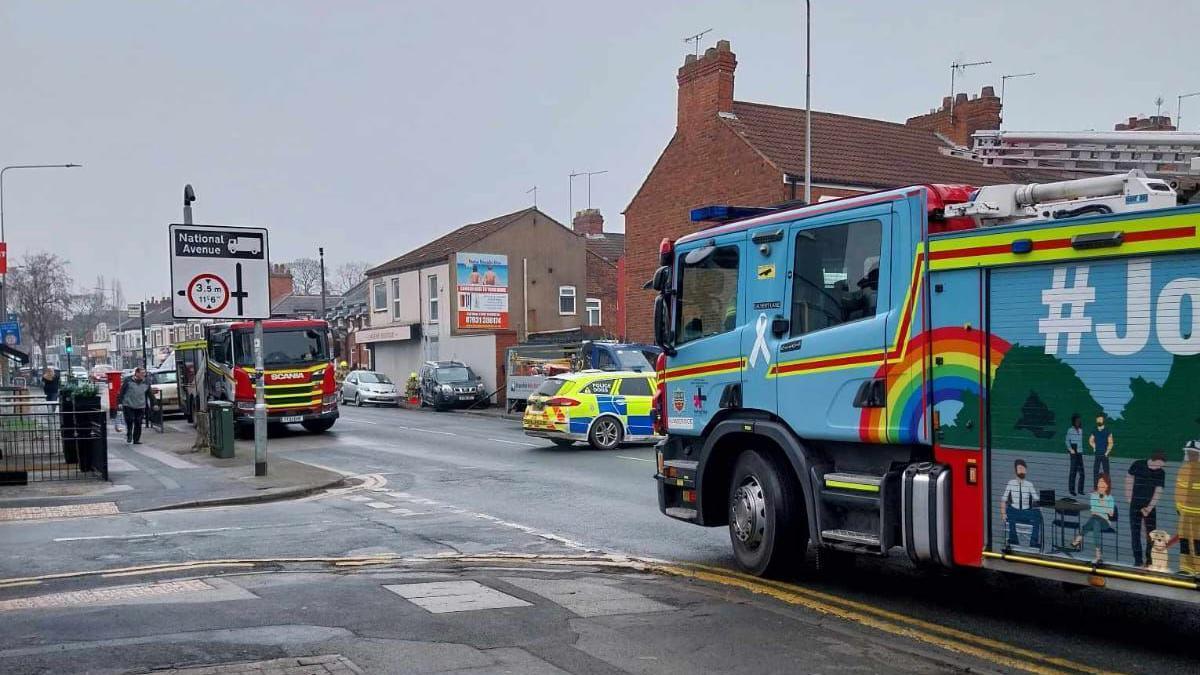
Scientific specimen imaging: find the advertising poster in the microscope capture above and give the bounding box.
[455,252,509,329]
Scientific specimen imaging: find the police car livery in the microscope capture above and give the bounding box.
[522,370,660,450]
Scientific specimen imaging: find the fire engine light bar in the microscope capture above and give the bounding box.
[690,205,776,223]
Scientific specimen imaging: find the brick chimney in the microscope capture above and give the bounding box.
[269,263,294,306]
[905,86,1002,147]
[677,39,736,129]
[1115,115,1177,131]
[572,208,604,236]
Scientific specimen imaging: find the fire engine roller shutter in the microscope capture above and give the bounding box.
[986,253,1194,569]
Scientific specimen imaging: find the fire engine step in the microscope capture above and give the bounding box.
[822,473,882,492]
[820,529,881,547]
[664,507,698,521]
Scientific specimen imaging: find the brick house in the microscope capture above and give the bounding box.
[572,208,625,339]
[622,39,1041,342]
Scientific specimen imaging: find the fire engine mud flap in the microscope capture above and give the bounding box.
[692,418,820,544]
[902,462,953,567]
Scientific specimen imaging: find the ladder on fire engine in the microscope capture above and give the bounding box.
[942,170,1177,227]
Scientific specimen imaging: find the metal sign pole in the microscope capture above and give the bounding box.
[253,318,267,476]
[140,302,147,368]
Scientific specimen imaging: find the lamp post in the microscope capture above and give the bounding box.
[804,0,812,204]
[0,163,82,380]
[1178,91,1200,131]
[319,247,327,318]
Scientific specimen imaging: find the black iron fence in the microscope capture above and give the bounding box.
[0,395,108,484]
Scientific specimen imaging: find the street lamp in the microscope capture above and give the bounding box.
[804,0,811,204]
[1177,91,1200,131]
[0,163,82,374]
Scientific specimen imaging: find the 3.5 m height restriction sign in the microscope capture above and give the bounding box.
[169,224,271,320]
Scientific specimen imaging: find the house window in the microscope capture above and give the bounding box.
[428,275,439,322]
[391,278,401,319]
[586,298,602,326]
[559,286,577,315]
[372,282,387,312]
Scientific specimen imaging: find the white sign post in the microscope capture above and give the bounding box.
[169,224,272,475]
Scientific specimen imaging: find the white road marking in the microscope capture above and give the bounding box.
[405,427,456,436]
[388,507,429,517]
[54,527,243,542]
[343,496,372,502]
[488,438,540,447]
[338,417,379,425]
[365,501,394,509]
[616,455,654,463]
[131,446,199,469]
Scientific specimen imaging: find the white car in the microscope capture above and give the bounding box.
[341,370,400,407]
[149,369,181,414]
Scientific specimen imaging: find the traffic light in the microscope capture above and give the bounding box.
[64,335,73,354]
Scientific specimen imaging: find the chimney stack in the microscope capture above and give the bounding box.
[572,208,605,236]
[905,86,1002,147]
[676,39,736,130]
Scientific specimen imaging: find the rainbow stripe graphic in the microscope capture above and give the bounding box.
[859,327,1011,444]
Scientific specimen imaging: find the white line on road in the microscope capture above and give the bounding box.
[54,527,243,542]
[616,455,654,463]
[338,417,379,425]
[487,438,540,447]
[404,427,456,436]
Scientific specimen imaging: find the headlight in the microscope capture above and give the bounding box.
[441,384,453,394]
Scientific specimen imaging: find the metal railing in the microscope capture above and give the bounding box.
[0,395,108,484]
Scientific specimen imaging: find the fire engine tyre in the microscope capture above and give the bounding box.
[728,449,806,577]
[588,416,624,450]
[302,419,335,433]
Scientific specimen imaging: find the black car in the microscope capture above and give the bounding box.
[419,361,488,411]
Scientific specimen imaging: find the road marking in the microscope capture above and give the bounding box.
[388,507,430,517]
[0,579,213,611]
[385,580,531,613]
[616,455,654,463]
[0,502,120,522]
[488,438,540,447]
[53,527,244,543]
[131,445,199,469]
[405,427,456,436]
[338,417,379,425]
[365,501,393,509]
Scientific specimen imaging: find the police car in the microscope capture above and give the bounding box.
[522,370,659,450]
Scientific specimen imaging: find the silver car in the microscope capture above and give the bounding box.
[340,370,400,407]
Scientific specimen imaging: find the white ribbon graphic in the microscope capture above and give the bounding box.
[749,312,772,368]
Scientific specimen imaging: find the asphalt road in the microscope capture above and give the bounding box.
[2,405,1198,673]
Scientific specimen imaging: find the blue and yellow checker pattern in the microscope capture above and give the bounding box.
[522,370,660,446]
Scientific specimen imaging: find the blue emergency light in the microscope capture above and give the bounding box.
[690,205,777,223]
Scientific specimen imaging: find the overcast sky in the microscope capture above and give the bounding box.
[2,0,1196,301]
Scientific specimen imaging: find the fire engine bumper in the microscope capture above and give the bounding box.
[655,438,699,522]
[234,408,339,425]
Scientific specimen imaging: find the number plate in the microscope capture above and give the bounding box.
[458,395,474,401]
[280,415,304,423]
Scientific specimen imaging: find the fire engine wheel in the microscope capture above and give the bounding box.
[588,416,623,450]
[728,449,805,577]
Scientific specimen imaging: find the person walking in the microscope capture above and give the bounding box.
[41,367,61,402]
[119,367,152,444]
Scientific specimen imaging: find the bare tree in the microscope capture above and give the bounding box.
[330,261,370,294]
[8,252,74,368]
[285,258,322,295]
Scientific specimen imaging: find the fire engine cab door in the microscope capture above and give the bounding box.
[776,206,892,442]
[739,223,791,414]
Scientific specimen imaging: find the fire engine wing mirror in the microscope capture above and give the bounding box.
[650,265,671,292]
[683,245,716,265]
[653,295,675,354]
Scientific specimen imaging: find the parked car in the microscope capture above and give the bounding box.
[69,366,88,383]
[522,370,660,450]
[340,370,399,407]
[148,368,181,415]
[418,361,488,411]
[90,364,115,382]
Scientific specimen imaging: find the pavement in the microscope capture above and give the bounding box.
[0,403,1197,673]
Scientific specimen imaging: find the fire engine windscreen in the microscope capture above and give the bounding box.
[234,329,329,367]
[676,245,740,344]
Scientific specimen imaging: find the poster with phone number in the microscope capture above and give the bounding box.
[455,252,509,329]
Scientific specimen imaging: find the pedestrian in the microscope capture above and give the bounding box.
[41,366,61,402]
[1125,451,1166,567]
[1065,413,1084,496]
[119,367,152,445]
[1088,413,1114,487]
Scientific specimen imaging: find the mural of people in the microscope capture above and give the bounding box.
[1125,451,1167,568]
[1074,473,1116,564]
[1088,414,1114,487]
[1065,413,1084,496]
[1179,441,1200,575]
[1001,459,1042,549]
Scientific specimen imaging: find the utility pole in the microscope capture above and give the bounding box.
[319,247,327,318]
[999,72,1036,130]
[568,170,580,222]
[139,301,147,368]
[949,59,991,122]
[804,0,812,204]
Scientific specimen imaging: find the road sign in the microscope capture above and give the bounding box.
[127,303,141,319]
[169,224,270,319]
[0,321,19,346]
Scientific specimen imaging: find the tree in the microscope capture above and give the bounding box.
[989,344,1103,454]
[1014,391,1056,439]
[330,261,370,294]
[285,258,322,295]
[8,252,74,368]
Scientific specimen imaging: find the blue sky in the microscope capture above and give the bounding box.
[2,1,1196,299]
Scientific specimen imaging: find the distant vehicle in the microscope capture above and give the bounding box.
[340,370,399,407]
[227,236,261,255]
[418,361,488,411]
[148,368,181,415]
[522,370,660,450]
[505,340,660,411]
[69,366,88,382]
[90,364,115,381]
